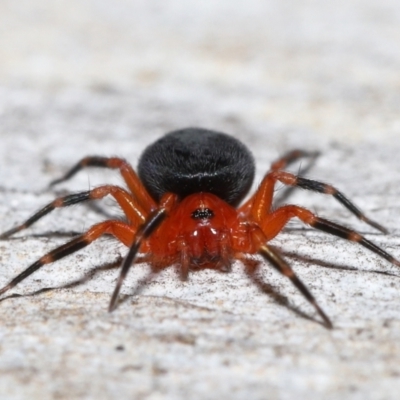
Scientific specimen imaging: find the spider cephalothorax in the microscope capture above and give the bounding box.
[1,127,399,328]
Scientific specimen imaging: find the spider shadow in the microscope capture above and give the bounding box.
[0,257,121,304]
[241,256,328,328]
[242,245,400,329]
[0,255,325,328]
[2,242,396,328]
[0,256,157,308]
[281,248,400,278]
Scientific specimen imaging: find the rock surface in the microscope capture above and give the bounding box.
[1,1,400,399]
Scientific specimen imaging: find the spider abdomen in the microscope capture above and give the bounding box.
[138,128,255,206]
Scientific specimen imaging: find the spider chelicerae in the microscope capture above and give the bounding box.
[1,128,398,328]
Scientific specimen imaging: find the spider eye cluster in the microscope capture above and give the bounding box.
[138,128,255,206]
[191,208,214,220]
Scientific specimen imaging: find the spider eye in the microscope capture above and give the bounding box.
[191,208,214,220]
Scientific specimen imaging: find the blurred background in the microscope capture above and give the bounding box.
[1,0,400,142]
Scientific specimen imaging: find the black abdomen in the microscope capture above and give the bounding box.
[138,128,255,206]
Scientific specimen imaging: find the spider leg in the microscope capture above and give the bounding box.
[270,149,319,171]
[49,156,156,213]
[0,220,135,297]
[178,240,190,281]
[259,243,332,328]
[248,170,388,234]
[239,149,319,215]
[261,205,400,267]
[108,193,177,311]
[0,185,146,239]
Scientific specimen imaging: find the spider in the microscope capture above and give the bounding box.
[0,127,399,328]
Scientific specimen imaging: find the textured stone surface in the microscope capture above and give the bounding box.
[1,1,400,400]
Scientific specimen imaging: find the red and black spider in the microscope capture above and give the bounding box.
[1,128,399,328]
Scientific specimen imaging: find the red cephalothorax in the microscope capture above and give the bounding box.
[1,127,399,329]
[145,192,251,274]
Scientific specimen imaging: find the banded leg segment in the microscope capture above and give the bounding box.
[0,220,136,296]
[239,149,319,215]
[261,205,400,267]
[250,170,388,233]
[270,149,319,171]
[50,156,157,213]
[108,192,178,311]
[259,244,332,328]
[0,185,147,239]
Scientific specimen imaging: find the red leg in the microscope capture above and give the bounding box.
[243,170,387,233]
[109,192,178,311]
[260,205,400,267]
[0,220,136,296]
[1,185,147,239]
[241,173,276,222]
[251,203,400,328]
[259,243,332,328]
[238,149,318,214]
[270,149,319,171]
[247,225,332,327]
[50,156,157,213]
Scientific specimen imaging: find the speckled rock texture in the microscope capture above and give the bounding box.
[0,1,400,399]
